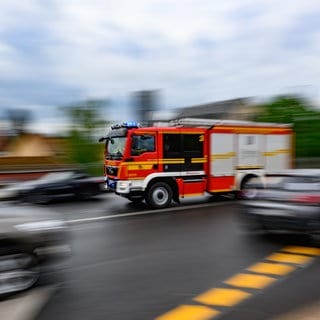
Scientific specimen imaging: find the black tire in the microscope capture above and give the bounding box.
[30,191,50,204]
[78,185,99,200]
[145,182,173,209]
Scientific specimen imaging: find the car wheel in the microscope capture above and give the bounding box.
[0,247,39,296]
[145,182,173,209]
[240,177,261,200]
[79,185,99,200]
[28,191,50,204]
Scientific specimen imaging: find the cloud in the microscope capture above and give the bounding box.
[0,0,319,132]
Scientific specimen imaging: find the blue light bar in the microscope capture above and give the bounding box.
[122,121,140,128]
[111,121,140,130]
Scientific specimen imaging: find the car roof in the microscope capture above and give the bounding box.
[267,169,320,177]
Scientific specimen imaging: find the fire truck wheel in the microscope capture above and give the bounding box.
[146,182,173,209]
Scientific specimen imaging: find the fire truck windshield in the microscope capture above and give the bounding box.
[106,137,126,159]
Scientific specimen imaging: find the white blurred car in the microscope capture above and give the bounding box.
[240,169,320,235]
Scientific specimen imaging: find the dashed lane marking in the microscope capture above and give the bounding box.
[224,273,276,289]
[155,304,219,320]
[266,252,313,265]
[281,246,320,256]
[247,262,296,276]
[154,245,320,320]
[194,288,251,307]
[66,201,232,224]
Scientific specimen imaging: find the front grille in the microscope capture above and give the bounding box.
[106,166,118,176]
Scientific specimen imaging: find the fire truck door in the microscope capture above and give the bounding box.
[163,134,183,172]
[181,134,204,172]
[126,133,158,178]
[162,133,204,172]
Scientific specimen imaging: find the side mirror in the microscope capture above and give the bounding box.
[99,137,111,143]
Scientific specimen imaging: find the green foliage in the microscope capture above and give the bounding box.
[62,99,109,175]
[255,96,320,157]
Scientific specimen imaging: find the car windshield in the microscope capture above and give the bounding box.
[106,137,126,159]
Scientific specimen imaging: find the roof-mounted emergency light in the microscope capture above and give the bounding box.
[111,121,140,129]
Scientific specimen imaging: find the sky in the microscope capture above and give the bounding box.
[0,0,319,134]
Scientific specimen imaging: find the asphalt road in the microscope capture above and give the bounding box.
[2,193,320,320]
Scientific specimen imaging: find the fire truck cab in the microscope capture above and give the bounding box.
[100,118,293,209]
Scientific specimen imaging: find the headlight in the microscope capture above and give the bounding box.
[15,220,66,232]
[118,181,131,188]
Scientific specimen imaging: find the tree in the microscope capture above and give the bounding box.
[62,99,110,175]
[255,96,320,157]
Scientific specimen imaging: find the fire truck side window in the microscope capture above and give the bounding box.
[163,134,181,156]
[131,135,155,156]
[183,134,203,156]
[163,134,204,171]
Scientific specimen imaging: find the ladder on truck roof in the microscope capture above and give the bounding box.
[169,118,292,128]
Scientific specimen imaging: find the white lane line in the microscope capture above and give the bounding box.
[64,255,146,273]
[66,201,232,224]
[0,286,56,320]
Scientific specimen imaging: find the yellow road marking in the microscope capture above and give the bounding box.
[266,253,313,265]
[225,273,276,289]
[247,262,295,276]
[155,305,219,320]
[155,246,317,320]
[194,288,251,307]
[281,246,320,256]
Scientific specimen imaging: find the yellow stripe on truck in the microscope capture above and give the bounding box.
[263,149,291,156]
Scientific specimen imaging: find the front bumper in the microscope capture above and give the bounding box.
[106,177,143,195]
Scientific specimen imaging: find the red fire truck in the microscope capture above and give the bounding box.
[99,118,294,209]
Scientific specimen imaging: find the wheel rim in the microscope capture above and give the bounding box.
[242,188,257,199]
[152,187,169,206]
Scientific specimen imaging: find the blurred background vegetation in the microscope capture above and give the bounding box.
[255,96,320,158]
[61,99,109,176]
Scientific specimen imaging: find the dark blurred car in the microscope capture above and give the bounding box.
[240,169,320,235]
[0,171,104,204]
[0,203,70,296]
